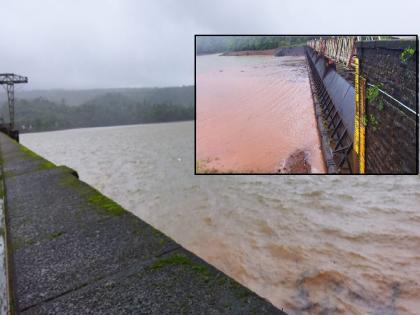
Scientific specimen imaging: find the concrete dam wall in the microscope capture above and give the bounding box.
[306,39,418,174]
[306,47,356,173]
[357,40,418,174]
[0,133,284,314]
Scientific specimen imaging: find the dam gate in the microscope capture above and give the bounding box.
[306,36,418,174]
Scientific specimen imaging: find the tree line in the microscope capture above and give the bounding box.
[0,90,194,132]
[196,36,315,54]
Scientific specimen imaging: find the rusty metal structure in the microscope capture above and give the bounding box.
[308,37,357,69]
[0,73,28,142]
[306,36,414,174]
[0,73,28,132]
[305,36,393,173]
[307,36,383,70]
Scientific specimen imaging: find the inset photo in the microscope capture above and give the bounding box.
[195,35,418,175]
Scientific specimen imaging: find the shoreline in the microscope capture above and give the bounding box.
[196,47,305,57]
[221,49,276,56]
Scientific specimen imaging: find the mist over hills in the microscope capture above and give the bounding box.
[196,36,315,55]
[0,86,194,107]
[0,86,194,132]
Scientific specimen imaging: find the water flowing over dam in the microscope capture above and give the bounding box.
[21,122,420,315]
[196,38,417,175]
[196,54,325,173]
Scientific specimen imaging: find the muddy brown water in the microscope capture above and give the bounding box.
[21,123,420,315]
[196,54,325,173]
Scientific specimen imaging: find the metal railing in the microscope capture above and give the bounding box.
[307,36,384,69]
[366,83,418,117]
[307,37,357,68]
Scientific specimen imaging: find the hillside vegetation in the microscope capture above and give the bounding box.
[196,36,315,55]
[0,86,194,132]
[0,86,193,107]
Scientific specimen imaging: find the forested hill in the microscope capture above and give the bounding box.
[0,86,194,133]
[0,86,193,107]
[196,36,315,55]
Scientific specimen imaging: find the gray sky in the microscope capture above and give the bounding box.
[0,0,418,90]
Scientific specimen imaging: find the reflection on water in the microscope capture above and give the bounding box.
[22,122,420,314]
[196,54,325,173]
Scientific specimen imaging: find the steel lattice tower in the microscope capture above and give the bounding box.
[0,73,28,130]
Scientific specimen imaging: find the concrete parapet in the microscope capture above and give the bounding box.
[0,132,284,314]
[357,40,418,174]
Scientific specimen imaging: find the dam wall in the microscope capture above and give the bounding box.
[357,40,418,174]
[306,39,418,174]
[306,47,355,173]
[306,48,355,135]
[0,132,283,314]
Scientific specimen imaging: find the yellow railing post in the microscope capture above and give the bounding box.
[353,57,366,174]
[353,57,360,173]
[359,77,366,174]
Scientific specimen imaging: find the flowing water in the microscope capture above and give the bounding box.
[21,122,420,315]
[196,54,325,173]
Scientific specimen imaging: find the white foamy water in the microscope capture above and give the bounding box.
[21,122,420,314]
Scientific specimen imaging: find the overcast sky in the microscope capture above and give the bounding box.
[0,0,418,90]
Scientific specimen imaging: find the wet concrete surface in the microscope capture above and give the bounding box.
[0,132,284,314]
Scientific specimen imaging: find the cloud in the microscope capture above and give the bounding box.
[0,0,417,89]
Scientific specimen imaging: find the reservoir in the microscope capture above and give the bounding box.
[21,122,420,315]
[196,54,325,173]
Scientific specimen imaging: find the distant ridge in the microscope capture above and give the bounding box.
[0,86,194,107]
[0,86,194,132]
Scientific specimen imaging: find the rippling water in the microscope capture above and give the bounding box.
[196,54,325,173]
[21,122,420,314]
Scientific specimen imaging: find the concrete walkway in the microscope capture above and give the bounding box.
[0,133,285,314]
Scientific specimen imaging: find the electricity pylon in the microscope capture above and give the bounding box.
[0,73,28,130]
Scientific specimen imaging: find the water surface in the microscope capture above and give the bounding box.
[22,122,420,314]
[196,54,325,173]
